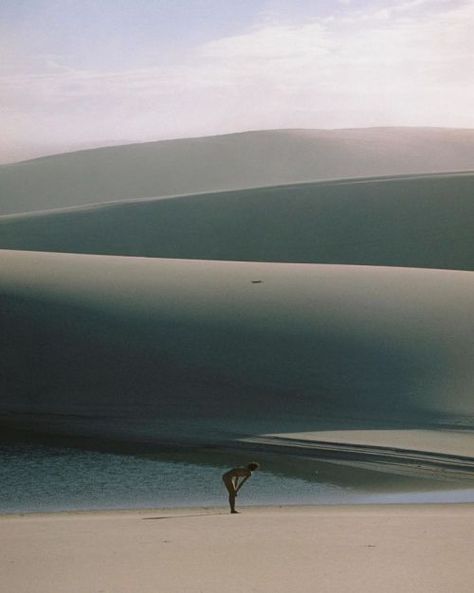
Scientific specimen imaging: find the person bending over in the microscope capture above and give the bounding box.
[222,462,260,514]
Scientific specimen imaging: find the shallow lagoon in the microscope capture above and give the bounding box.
[1,440,473,514]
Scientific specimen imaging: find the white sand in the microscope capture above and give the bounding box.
[251,429,474,457]
[1,505,473,593]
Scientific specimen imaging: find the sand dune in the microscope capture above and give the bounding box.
[1,129,473,462]
[1,127,474,215]
[1,172,473,271]
[1,250,473,447]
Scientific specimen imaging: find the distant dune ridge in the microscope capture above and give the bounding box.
[0,128,473,454]
[0,172,473,271]
[1,127,474,216]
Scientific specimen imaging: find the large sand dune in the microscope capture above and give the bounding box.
[1,127,474,215]
[1,128,473,463]
[1,172,473,271]
[1,250,473,446]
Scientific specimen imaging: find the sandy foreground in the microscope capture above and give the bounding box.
[1,504,473,593]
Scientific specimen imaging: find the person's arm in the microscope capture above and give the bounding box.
[235,475,250,492]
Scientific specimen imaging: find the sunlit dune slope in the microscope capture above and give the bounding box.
[1,127,474,216]
[1,250,473,442]
[1,172,473,270]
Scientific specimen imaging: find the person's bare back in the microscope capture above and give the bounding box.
[222,462,260,513]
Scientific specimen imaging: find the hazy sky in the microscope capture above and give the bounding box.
[1,0,473,161]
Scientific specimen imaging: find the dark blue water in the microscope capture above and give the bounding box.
[1,440,473,513]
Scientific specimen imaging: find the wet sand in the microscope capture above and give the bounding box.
[1,504,473,593]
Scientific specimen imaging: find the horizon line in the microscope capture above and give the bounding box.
[3,124,474,166]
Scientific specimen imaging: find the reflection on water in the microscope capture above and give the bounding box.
[1,440,473,514]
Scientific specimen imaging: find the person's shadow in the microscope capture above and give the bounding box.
[143,512,226,520]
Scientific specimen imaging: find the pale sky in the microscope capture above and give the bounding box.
[1,0,473,162]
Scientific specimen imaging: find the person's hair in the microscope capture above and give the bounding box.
[247,462,260,471]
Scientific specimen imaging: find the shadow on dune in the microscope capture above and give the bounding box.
[1,173,473,270]
[1,252,473,444]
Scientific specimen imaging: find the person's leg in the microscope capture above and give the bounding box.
[228,490,237,513]
[223,478,238,513]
